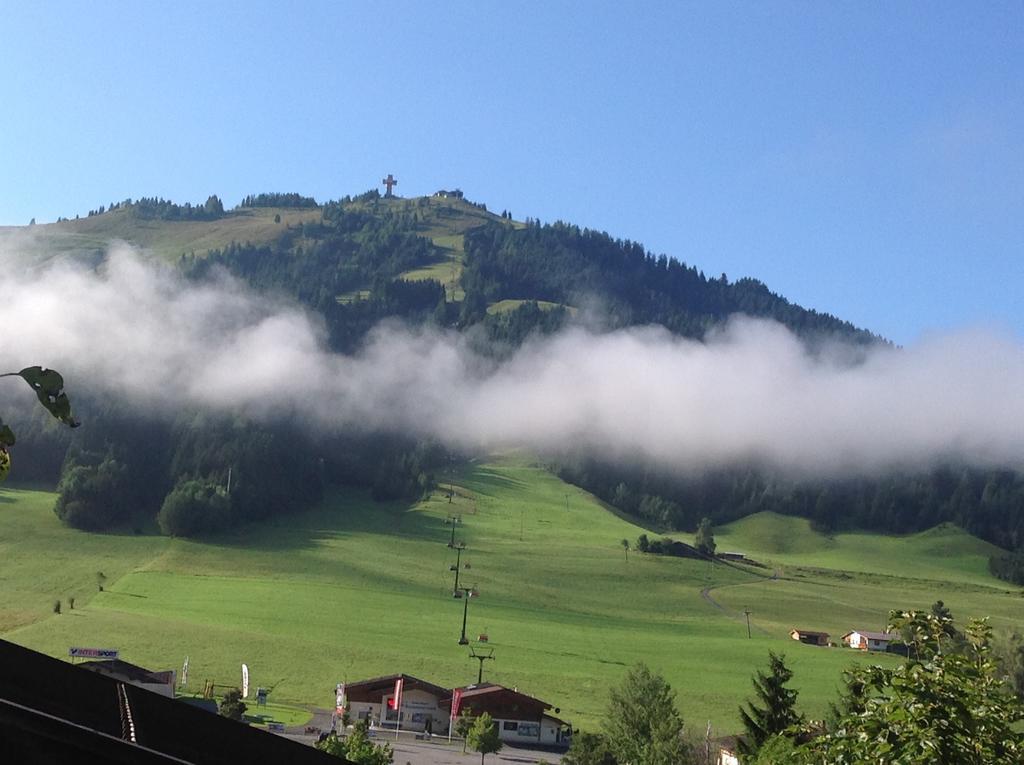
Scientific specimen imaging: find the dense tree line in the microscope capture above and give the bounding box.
[127,195,226,220]
[555,455,1024,556]
[9,387,446,536]
[461,221,881,345]
[238,192,318,208]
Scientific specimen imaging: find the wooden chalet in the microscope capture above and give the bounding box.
[441,683,570,747]
[790,629,830,646]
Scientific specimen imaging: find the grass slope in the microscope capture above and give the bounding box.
[1,206,321,264]
[706,512,1021,641]
[4,461,1020,736]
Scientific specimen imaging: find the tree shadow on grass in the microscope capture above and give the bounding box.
[461,469,528,499]
[205,488,452,555]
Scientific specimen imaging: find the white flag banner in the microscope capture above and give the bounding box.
[242,663,250,698]
[181,655,189,687]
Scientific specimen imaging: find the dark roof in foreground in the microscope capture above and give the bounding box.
[344,673,451,698]
[0,638,344,765]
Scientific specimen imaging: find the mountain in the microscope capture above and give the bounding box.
[4,190,1022,571]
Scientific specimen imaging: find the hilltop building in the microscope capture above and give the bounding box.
[433,189,464,199]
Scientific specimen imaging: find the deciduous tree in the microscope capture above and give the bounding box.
[466,712,502,765]
[802,611,1024,763]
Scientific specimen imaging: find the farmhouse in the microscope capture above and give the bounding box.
[442,683,571,746]
[842,630,898,651]
[344,674,450,733]
[790,629,830,646]
[433,189,464,199]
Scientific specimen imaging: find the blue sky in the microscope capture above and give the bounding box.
[1,1,1021,343]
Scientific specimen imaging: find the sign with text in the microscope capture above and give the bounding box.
[69,647,119,659]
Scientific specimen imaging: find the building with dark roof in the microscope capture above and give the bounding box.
[790,629,830,646]
[0,638,344,764]
[344,674,450,734]
[442,683,570,747]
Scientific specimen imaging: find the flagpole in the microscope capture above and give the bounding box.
[395,678,402,741]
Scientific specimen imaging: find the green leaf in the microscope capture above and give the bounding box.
[16,366,80,428]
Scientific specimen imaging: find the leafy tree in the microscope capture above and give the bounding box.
[738,652,801,758]
[0,366,78,483]
[53,453,130,530]
[620,538,629,561]
[218,688,247,721]
[562,731,617,765]
[749,733,801,764]
[455,713,475,752]
[635,533,650,553]
[315,732,348,758]
[695,517,716,556]
[994,630,1024,697]
[466,712,502,765]
[157,477,230,537]
[604,663,690,765]
[802,611,1024,763]
[317,721,393,765]
[52,600,61,614]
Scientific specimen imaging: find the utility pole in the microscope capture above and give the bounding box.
[744,607,752,639]
[456,586,478,645]
[469,647,495,684]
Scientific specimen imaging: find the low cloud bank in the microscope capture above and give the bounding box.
[5,247,1023,476]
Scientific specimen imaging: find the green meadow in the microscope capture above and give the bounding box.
[3,455,1021,735]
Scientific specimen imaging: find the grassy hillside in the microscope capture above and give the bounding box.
[5,457,1019,735]
[0,206,321,264]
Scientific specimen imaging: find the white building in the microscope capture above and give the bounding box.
[842,630,897,651]
[343,674,450,734]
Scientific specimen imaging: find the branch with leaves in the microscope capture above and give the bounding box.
[0,366,79,482]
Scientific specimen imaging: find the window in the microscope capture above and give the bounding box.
[518,723,540,737]
[503,721,518,731]
[358,710,369,720]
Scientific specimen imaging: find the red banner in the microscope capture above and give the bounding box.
[390,677,404,710]
[450,688,463,720]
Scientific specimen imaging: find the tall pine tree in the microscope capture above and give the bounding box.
[738,652,801,757]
